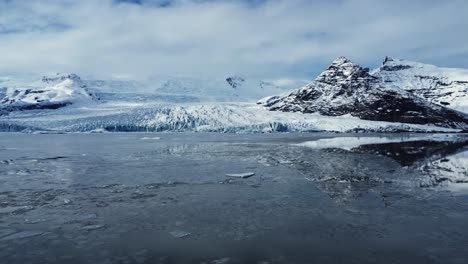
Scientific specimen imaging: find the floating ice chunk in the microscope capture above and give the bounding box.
[0,159,13,165]
[225,172,255,178]
[98,184,120,189]
[257,159,271,167]
[0,229,16,238]
[211,258,230,264]
[169,230,191,238]
[0,230,44,241]
[81,224,106,231]
[69,213,98,223]
[88,128,108,133]
[32,130,64,135]
[95,201,109,207]
[141,137,161,140]
[0,206,34,214]
[24,218,49,224]
[0,207,22,214]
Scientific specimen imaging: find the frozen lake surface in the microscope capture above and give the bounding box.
[1,133,468,264]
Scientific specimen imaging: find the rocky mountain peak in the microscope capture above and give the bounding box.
[379,58,413,72]
[331,56,351,66]
[226,76,245,89]
[315,57,375,86]
[42,73,83,85]
[258,57,468,130]
[383,56,394,64]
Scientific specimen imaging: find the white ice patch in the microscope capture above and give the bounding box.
[0,230,44,241]
[295,134,457,150]
[169,230,191,238]
[225,172,255,178]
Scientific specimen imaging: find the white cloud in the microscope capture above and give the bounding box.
[0,0,467,80]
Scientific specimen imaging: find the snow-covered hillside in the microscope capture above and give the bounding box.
[373,57,468,113]
[258,57,468,130]
[0,73,98,115]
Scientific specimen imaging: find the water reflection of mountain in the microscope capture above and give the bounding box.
[353,139,468,167]
[347,138,468,189]
[296,135,468,190]
[419,150,468,188]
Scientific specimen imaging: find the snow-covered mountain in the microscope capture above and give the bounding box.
[373,57,468,113]
[258,57,468,130]
[1,73,300,114]
[0,73,98,115]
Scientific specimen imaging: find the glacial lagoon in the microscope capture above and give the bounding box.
[1,133,468,264]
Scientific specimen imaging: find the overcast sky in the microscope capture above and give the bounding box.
[0,0,467,80]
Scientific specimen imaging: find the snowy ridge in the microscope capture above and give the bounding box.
[372,57,468,113]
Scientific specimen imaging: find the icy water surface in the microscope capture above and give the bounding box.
[1,133,468,264]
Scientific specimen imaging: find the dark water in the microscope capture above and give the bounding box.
[0,133,468,264]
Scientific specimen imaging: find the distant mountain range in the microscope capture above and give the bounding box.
[0,73,299,114]
[1,57,468,132]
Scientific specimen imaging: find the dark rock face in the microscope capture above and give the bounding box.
[379,58,413,72]
[259,57,468,129]
[42,73,82,84]
[380,64,413,72]
[0,102,71,116]
[226,76,245,89]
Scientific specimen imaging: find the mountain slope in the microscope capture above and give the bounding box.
[372,57,468,113]
[258,57,468,130]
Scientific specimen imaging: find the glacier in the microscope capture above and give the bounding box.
[0,102,460,133]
